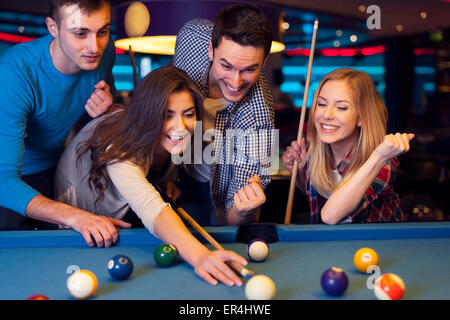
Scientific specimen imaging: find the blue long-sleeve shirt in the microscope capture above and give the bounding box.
[0,34,115,215]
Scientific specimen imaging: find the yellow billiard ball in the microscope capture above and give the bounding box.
[353,247,379,273]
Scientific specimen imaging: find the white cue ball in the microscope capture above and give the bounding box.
[248,239,269,262]
[245,275,276,300]
[67,270,98,299]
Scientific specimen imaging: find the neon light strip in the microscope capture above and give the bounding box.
[282,66,386,75]
[285,45,386,57]
[0,31,35,43]
[286,45,436,57]
[0,31,126,54]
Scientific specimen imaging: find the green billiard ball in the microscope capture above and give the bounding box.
[153,243,178,267]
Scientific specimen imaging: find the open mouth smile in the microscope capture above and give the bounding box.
[320,123,340,132]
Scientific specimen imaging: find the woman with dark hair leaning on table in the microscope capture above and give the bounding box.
[282,68,414,224]
[54,66,247,287]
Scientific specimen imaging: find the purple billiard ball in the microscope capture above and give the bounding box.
[321,267,349,296]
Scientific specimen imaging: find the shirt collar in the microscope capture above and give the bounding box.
[200,62,211,98]
[336,150,353,176]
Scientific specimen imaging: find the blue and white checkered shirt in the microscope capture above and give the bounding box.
[174,19,275,223]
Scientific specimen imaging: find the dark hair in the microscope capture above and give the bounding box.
[211,4,273,58]
[49,0,111,26]
[78,67,204,203]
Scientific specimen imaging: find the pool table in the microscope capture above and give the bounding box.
[1,221,450,300]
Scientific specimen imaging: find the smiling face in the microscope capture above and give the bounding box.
[314,79,361,153]
[159,90,197,155]
[46,3,111,74]
[207,37,266,103]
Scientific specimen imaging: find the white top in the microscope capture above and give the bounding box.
[107,160,169,233]
[188,97,227,183]
[202,97,227,131]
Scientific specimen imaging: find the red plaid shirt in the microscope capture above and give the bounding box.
[304,153,405,224]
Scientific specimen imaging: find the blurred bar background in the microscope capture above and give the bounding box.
[0,0,449,223]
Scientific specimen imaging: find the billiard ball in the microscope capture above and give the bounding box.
[321,267,349,296]
[108,254,134,280]
[245,274,276,300]
[67,269,98,299]
[353,247,379,273]
[247,239,269,262]
[26,294,50,300]
[153,243,178,267]
[374,273,405,300]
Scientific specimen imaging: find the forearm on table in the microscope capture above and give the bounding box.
[0,172,86,228]
[321,153,386,224]
[25,194,88,228]
[107,160,212,262]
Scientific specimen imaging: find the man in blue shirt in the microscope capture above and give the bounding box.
[0,0,131,246]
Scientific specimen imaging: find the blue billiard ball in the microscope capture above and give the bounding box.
[107,255,134,280]
[320,267,349,296]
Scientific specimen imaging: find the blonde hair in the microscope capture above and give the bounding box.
[306,68,387,196]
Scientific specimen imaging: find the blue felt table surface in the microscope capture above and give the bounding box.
[0,222,449,300]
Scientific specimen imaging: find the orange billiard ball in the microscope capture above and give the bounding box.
[374,273,405,300]
[353,247,379,273]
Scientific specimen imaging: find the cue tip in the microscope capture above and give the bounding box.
[242,268,255,279]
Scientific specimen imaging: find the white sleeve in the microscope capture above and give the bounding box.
[107,160,169,235]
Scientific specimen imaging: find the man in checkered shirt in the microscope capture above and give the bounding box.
[173,4,276,226]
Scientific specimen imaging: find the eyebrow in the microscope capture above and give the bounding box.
[219,58,259,70]
[318,96,350,104]
[71,23,111,32]
[167,106,196,112]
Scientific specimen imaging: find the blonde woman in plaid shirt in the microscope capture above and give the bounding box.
[282,68,414,224]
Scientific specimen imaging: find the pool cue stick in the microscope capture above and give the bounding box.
[129,45,138,88]
[154,185,254,278]
[284,19,319,225]
[173,203,255,278]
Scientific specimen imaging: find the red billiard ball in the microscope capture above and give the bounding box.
[374,273,405,300]
[321,267,349,296]
[26,294,50,300]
